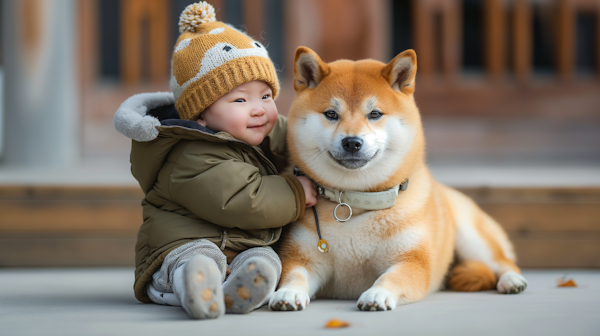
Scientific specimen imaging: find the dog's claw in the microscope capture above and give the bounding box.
[497,272,528,295]
[357,288,397,311]
[271,300,295,311]
[270,289,309,312]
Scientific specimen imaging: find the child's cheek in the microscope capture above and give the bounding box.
[266,103,278,123]
[234,110,250,134]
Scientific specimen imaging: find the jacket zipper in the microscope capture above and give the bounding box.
[252,146,278,175]
[220,230,228,250]
[264,229,276,244]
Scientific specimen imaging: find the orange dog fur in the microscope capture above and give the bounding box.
[269,47,528,312]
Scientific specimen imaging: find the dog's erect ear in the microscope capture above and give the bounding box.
[294,47,330,91]
[382,49,417,94]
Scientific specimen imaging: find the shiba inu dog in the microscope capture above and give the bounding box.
[269,47,528,312]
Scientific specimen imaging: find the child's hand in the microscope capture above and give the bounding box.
[296,176,317,208]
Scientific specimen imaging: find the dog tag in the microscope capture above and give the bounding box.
[317,239,329,253]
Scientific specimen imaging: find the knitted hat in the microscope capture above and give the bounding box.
[170,1,280,121]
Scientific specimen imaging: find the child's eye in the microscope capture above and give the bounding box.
[262,95,270,99]
[234,98,246,103]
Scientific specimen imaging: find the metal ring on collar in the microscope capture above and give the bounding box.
[334,191,352,222]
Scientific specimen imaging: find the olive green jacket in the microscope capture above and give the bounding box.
[114,92,305,303]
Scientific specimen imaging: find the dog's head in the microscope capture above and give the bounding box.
[287,47,425,192]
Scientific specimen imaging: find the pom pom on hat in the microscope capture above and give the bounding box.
[179,1,216,33]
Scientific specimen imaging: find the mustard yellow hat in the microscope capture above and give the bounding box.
[170,1,280,121]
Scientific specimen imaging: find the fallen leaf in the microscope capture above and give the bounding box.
[325,319,351,329]
[557,279,577,287]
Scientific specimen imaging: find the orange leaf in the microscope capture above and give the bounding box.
[324,319,351,329]
[557,279,577,287]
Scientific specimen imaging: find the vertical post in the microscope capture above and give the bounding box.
[556,0,575,79]
[244,0,265,39]
[484,0,505,78]
[210,0,225,20]
[596,5,600,79]
[513,0,531,81]
[147,0,170,83]
[364,0,391,63]
[120,0,170,85]
[441,0,462,79]
[319,0,364,62]
[78,0,98,91]
[413,0,462,79]
[413,0,435,76]
[78,0,98,138]
[0,68,3,160]
[121,0,143,84]
[1,0,79,167]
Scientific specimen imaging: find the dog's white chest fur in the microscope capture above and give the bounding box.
[289,207,424,299]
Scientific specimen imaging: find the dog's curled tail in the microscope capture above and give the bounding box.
[448,260,497,292]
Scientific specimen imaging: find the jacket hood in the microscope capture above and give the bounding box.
[113,91,222,142]
[115,92,224,194]
[113,92,172,142]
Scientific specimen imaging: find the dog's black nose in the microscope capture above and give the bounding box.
[342,137,363,154]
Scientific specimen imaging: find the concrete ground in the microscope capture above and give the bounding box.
[0,269,598,336]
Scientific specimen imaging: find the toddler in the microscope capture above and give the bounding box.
[113,2,316,319]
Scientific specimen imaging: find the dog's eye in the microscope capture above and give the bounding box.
[324,109,338,121]
[368,110,383,120]
[223,45,232,52]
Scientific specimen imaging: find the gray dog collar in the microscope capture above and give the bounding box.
[320,181,408,223]
[317,180,409,212]
[293,166,409,223]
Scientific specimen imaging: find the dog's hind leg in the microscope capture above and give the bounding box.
[445,187,528,294]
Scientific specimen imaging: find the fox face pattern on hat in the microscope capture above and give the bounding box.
[170,1,280,121]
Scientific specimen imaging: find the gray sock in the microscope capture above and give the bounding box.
[222,256,277,314]
[173,255,224,319]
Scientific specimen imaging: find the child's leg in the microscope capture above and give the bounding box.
[173,255,223,319]
[148,239,227,319]
[147,283,180,306]
[223,246,282,314]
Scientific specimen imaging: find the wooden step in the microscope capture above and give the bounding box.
[0,186,142,267]
[0,185,598,268]
[461,187,600,268]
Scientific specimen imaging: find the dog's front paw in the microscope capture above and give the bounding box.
[497,271,528,294]
[269,288,310,311]
[357,287,396,311]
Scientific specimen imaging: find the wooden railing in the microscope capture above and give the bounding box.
[77,0,600,120]
[413,0,462,78]
[110,0,390,85]
[556,0,600,78]
[413,0,600,80]
[109,0,600,86]
[116,0,271,85]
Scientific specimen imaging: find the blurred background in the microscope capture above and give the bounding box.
[0,0,598,268]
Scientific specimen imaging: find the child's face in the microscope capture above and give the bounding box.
[198,81,278,146]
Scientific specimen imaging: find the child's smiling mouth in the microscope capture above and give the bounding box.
[247,123,266,129]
